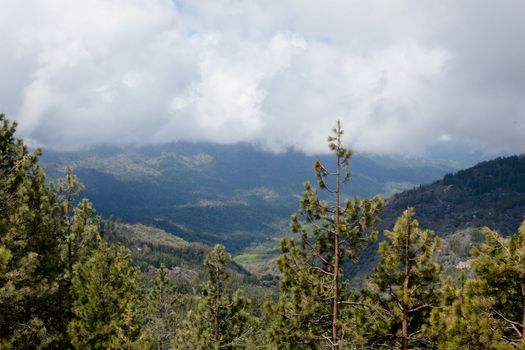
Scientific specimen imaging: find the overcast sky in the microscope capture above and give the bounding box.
[1,0,524,156]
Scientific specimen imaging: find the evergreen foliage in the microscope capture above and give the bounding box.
[176,244,251,349]
[143,265,182,350]
[1,114,145,349]
[68,241,145,349]
[361,208,442,349]
[55,166,102,346]
[432,220,525,349]
[0,114,65,348]
[430,275,510,349]
[268,121,383,349]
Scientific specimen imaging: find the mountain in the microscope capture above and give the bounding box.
[348,155,525,279]
[381,154,525,235]
[236,155,525,277]
[41,142,456,252]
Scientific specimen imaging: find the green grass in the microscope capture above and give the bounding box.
[116,223,189,249]
[234,238,283,275]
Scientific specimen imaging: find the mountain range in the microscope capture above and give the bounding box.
[40,142,525,279]
[41,142,457,252]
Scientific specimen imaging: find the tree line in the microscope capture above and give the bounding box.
[2,114,525,349]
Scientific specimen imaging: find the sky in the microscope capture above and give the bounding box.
[1,0,524,156]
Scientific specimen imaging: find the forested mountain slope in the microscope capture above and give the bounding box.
[381,155,525,235]
[242,155,525,277]
[351,155,525,277]
[41,142,455,251]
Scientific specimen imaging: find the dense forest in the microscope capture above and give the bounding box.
[2,113,525,349]
[383,155,525,235]
[347,154,525,280]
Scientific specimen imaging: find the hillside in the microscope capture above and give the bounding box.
[381,155,525,235]
[41,142,456,252]
[40,146,525,278]
[100,221,259,291]
[241,155,525,277]
[346,155,525,280]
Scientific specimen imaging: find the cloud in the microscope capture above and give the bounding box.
[0,0,524,156]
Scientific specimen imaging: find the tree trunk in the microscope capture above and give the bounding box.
[67,238,72,320]
[214,264,221,343]
[332,121,341,350]
[521,280,525,342]
[402,211,412,350]
[66,193,73,324]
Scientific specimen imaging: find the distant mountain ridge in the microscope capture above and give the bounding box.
[381,154,525,235]
[41,141,456,252]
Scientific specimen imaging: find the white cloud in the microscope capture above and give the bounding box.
[0,0,524,156]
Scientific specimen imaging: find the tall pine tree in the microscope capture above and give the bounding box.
[0,114,65,348]
[268,121,383,349]
[55,167,101,347]
[362,208,442,349]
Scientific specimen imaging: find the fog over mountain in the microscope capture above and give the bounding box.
[1,1,524,157]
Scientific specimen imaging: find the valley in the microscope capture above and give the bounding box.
[41,142,458,253]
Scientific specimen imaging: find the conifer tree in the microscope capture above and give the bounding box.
[68,240,145,349]
[1,114,144,349]
[430,275,510,349]
[362,208,442,349]
[432,220,525,349]
[176,244,251,349]
[268,121,383,349]
[54,167,101,345]
[0,114,65,347]
[57,167,85,289]
[143,265,181,350]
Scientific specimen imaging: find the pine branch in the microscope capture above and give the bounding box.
[492,309,523,338]
[408,303,433,313]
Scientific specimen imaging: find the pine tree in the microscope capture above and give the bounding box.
[362,208,442,349]
[430,275,510,349]
[68,240,145,349]
[432,220,525,349]
[1,114,145,349]
[143,265,182,350]
[57,166,85,293]
[176,244,251,349]
[53,167,101,347]
[0,114,65,347]
[267,121,383,349]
